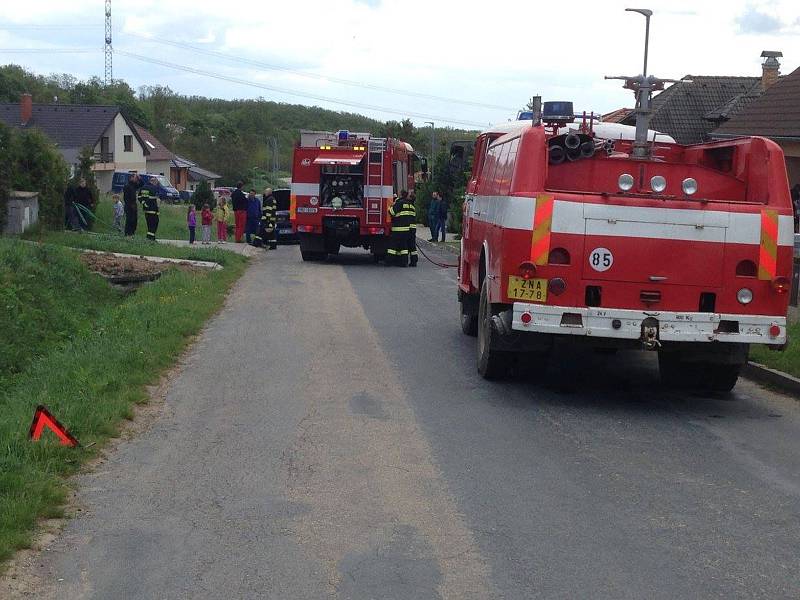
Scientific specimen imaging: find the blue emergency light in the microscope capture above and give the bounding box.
[337,130,350,141]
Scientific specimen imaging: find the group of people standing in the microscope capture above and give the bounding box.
[186,183,277,247]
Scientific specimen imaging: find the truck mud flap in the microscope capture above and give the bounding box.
[491,309,552,352]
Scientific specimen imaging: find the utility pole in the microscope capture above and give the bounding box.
[104,0,113,85]
[267,137,278,175]
[424,121,434,181]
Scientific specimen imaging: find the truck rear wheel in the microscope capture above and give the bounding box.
[477,279,509,379]
[658,353,742,393]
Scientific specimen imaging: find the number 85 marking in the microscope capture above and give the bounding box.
[589,247,613,272]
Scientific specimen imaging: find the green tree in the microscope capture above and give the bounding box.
[7,128,68,229]
[192,179,214,209]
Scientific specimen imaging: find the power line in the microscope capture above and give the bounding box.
[0,48,98,53]
[117,50,485,128]
[123,32,515,113]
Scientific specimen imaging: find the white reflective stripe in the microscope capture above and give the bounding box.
[291,182,319,196]
[511,303,787,344]
[365,185,394,198]
[469,195,794,246]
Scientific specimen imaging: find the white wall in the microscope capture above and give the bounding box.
[147,159,171,177]
[94,113,146,174]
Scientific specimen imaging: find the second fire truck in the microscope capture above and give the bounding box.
[458,15,793,392]
[290,129,421,261]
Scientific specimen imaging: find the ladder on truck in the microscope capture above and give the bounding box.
[366,138,386,225]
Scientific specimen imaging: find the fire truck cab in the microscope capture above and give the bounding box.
[290,129,418,261]
[458,110,793,391]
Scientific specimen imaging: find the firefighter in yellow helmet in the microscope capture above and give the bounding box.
[387,190,417,267]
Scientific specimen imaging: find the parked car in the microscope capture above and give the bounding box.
[111,171,181,203]
[273,188,296,243]
[213,187,234,201]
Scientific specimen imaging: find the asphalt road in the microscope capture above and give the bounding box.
[6,244,800,599]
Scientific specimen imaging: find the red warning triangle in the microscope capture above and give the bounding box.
[28,405,80,447]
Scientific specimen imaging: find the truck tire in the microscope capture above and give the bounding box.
[460,297,478,336]
[301,250,326,262]
[477,279,509,379]
[658,353,741,393]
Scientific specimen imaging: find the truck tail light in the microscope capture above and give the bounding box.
[548,278,566,296]
[297,225,318,233]
[518,261,537,280]
[520,312,532,324]
[772,276,790,294]
[769,324,781,338]
[365,227,385,235]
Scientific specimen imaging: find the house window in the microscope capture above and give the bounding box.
[124,135,133,152]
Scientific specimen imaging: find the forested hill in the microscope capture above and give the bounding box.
[0,64,478,184]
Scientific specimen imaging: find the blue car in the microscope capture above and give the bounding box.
[111,171,181,203]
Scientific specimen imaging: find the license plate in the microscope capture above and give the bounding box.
[507,276,547,302]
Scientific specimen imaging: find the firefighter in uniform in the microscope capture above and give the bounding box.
[139,176,160,241]
[407,193,418,267]
[387,190,416,267]
[258,187,278,250]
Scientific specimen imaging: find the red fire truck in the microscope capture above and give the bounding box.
[290,129,420,261]
[458,89,793,391]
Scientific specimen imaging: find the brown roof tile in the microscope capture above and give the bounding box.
[713,66,800,139]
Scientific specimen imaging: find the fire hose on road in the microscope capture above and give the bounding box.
[415,240,459,268]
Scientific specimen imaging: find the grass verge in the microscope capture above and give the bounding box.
[91,194,191,241]
[749,320,800,378]
[0,238,247,566]
[22,230,237,266]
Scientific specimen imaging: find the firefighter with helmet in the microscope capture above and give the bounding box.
[387,190,417,267]
[139,176,160,241]
[259,187,278,249]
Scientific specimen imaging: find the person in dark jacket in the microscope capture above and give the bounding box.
[437,193,449,242]
[427,191,441,242]
[123,173,142,236]
[139,176,160,241]
[231,181,248,242]
[72,178,94,230]
[63,185,79,231]
[245,189,261,244]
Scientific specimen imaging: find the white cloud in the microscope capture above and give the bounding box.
[3,0,800,127]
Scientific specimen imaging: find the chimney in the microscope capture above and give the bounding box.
[760,50,782,90]
[20,93,32,125]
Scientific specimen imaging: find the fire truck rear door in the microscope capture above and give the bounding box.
[581,204,728,287]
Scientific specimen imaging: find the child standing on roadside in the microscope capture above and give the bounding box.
[187,204,197,244]
[201,203,213,244]
[215,197,229,243]
[112,194,124,232]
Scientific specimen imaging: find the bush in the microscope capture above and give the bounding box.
[0,123,10,231]
[7,128,68,229]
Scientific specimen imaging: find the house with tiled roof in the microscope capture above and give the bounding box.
[601,108,633,123]
[712,63,800,187]
[0,94,147,192]
[620,52,783,144]
[187,164,221,192]
[133,124,175,178]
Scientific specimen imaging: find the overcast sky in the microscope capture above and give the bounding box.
[1,0,799,129]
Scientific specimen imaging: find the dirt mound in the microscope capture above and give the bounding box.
[80,253,165,282]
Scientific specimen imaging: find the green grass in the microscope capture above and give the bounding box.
[0,241,121,387]
[749,320,800,378]
[0,237,247,566]
[22,230,239,267]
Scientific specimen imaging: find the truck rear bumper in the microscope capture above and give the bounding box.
[511,303,787,345]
